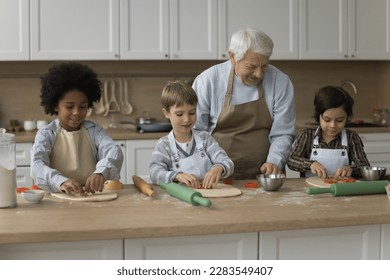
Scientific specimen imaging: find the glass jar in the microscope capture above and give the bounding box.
[0,128,17,208]
[372,108,389,126]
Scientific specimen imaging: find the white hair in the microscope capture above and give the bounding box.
[229,28,274,61]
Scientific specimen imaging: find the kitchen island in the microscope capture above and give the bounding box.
[1,179,390,260]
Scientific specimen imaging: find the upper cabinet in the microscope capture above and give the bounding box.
[1,0,390,61]
[30,0,120,60]
[300,0,390,60]
[218,0,299,60]
[0,0,29,60]
[121,0,217,60]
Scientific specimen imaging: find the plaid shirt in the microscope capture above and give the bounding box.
[287,127,370,178]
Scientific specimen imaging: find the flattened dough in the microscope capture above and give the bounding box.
[306,177,360,188]
[196,183,242,198]
[51,192,118,202]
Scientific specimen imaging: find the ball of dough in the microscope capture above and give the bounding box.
[104,180,124,190]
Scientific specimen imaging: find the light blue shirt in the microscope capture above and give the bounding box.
[30,119,124,192]
[192,60,296,169]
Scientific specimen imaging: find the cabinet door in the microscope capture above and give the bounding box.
[218,0,299,60]
[0,0,29,60]
[0,239,123,260]
[16,166,33,188]
[170,0,218,59]
[359,133,390,171]
[259,225,381,260]
[349,0,390,59]
[115,140,127,184]
[126,139,157,183]
[381,224,390,259]
[300,0,348,59]
[30,0,120,60]
[125,232,258,260]
[120,0,169,59]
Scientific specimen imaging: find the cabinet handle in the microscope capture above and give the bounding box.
[344,54,348,58]
[351,54,356,58]
[164,54,169,58]
[114,54,119,58]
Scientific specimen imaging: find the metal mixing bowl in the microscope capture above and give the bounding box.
[256,173,286,191]
[360,166,387,181]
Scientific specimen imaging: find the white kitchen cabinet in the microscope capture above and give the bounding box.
[120,0,217,60]
[124,232,258,260]
[115,140,127,184]
[15,142,33,187]
[126,139,157,183]
[218,0,299,60]
[381,224,390,259]
[359,133,390,171]
[259,224,381,260]
[300,0,390,60]
[0,0,29,60]
[30,0,120,60]
[0,239,123,260]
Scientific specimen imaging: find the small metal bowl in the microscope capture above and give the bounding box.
[21,190,45,203]
[256,173,286,192]
[360,166,387,181]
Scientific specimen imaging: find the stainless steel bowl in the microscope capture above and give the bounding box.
[256,173,286,192]
[360,166,387,181]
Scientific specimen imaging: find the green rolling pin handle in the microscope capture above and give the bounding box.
[306,187,333,195]
[192,195,212,208]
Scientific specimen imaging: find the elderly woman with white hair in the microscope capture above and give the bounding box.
[192,28,296,179]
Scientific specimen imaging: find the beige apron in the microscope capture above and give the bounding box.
[212,67,272,179]
[50,125,97,185]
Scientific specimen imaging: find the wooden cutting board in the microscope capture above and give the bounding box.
[196,183,242,198]
[51,192,118,202]
[306,177,360,188]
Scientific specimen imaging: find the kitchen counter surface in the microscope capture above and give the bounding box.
[1,178,390,245]
[296,119,390,134]
[13,128,167,142]
[13,123,390,143]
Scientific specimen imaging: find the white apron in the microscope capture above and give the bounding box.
[306,127,349,177]
[168,130,213,180]
[50,125,97,185]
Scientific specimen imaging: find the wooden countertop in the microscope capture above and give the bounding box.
[13,128,167,142]
[1,179,390,245]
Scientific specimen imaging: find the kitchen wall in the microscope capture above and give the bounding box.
[0,60,389,129]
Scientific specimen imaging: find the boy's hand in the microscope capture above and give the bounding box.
[201,166,223,189]
[175,173,200,189]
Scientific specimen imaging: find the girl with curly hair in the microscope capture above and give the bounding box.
[31,62,123,195]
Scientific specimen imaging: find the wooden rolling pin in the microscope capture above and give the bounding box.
[160,182,212,208]
[132,175,154,197]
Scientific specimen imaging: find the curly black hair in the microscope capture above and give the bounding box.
[40,62,102,115]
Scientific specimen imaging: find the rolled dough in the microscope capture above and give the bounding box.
[51,192,118,202]
[196,183,242,198]
[306,177,360,188]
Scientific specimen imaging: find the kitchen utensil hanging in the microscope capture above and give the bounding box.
[103,78,120,116]
[119,78,133,115]
[93,79,108,115]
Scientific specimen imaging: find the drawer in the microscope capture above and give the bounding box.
[16,143,33,166]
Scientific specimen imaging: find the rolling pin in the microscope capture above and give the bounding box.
[160,182,212,208]
[132,175,154,197]
[306,180,389,196]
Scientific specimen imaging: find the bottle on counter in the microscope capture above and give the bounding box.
[0,128,17,208]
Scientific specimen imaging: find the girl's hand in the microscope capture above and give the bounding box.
[334,166,352,179]
[201,166,223,189]
[175,173,200,189]
[310,162,328,179]
[84,173,105,194]
[60,179,85,196]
